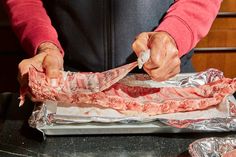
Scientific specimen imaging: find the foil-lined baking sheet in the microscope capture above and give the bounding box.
[189,137,236,157]
[28,69,236,135]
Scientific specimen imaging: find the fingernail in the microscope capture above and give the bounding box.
[50,79,58,87]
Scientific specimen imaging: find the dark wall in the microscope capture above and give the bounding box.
[0,2,26,92]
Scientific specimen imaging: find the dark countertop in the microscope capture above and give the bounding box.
[0,92,235,157]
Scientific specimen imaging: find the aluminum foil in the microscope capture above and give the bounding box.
[189,137,236,157]
[29,68,236,133]
[120,68,223,88]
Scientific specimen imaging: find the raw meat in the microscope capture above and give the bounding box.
[19,61,137,106]
[223,149,236,157]
[23,67,236,116]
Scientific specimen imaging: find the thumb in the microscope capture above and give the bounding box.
[43,53,63,79]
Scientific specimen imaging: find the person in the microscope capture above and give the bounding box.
[4,0,222,89]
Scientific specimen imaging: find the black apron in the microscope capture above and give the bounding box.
[43,0,195,73]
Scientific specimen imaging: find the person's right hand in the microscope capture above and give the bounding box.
[18,42,64,89]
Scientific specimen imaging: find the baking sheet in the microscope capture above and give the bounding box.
[30,95,236,135]
[28,69,236,136]
[39,123,193,135]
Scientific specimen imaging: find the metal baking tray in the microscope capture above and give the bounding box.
[38,122,197,135]
[28,69,236,136]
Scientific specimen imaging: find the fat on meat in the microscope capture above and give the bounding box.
[223,149,236,157]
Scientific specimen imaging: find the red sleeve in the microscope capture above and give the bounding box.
[4,0,64,57]
[155,0,222,57]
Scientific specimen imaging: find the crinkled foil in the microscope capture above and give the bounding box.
[189,137,236,157]
[29,68,236,132]
[120,68,223,88]
[166,68,224,87]
[29,104,51,129]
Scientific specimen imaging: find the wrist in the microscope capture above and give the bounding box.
[37,42,61,54]
[163,31,177,48]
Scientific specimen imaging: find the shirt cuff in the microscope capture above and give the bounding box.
[155,15,193,57]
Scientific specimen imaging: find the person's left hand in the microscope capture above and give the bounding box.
[132,31,181,81]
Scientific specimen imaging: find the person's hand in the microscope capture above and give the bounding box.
[132,31,181,81]
[18,42,64,89]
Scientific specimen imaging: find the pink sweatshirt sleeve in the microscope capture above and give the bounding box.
[155,0,222,57]
[4,0,64,57]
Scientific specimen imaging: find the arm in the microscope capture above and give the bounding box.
[155,0,223,57]
[132,0,222,81]
[4,0,63,56]
[4,0,64,94]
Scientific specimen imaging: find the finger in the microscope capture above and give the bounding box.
[132,32,150,57]
[18,59,31,77]
[165,40,179,60]
[18,59,32,87]
[145,32,180,80]
[159,44,180,76]
[43,54,63,79]
[144,35,165,70]
[166,65,181,79]
[147,68,169,82]
[18,52,49,87]
[147,56,180,81]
